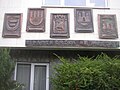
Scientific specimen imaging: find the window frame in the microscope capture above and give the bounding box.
[42,0,109,8]
[14,62,49,90]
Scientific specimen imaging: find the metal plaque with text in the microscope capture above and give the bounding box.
[2,13,22,38]
[26,40,119,48]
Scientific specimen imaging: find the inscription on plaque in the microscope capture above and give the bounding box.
[50,14,69,38]
[98,14,118,39]
[75,9,94,33]
[26,8,45,32]
[2,13,22,38]
[26,40,119,48]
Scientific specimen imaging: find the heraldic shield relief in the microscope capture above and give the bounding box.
[26,8,45,32]
[50,14,70,38]
[2,13,22,38]
[98,14,118,39]
[75,9,94,33]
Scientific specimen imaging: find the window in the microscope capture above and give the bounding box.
[44,0,61,5]
[14,63,49,90]
[42,0,108,7]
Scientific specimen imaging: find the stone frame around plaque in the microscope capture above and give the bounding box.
[26,8,45,32]
[74,8,94,33]
[98,14,118,39]
[50,13,70,38]
[2,13,22,38]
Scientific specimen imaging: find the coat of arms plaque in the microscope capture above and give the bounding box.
[26,8,45,32]
[2,13,22,38]
[98,14,118,39]
[75,9,94,33]
[50,14,70,38]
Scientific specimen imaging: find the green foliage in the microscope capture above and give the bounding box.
[52,53,120,90]
[0,48,22,90]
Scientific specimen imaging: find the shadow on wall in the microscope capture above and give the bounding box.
[10,49,120,59]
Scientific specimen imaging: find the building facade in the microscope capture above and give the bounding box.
[0,0,120,90]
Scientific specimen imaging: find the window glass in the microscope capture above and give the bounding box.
[45,0,60,5]
[43,0,107,7]
[16,64,31,90]
[65,0,86,6]
[34,65,46,90]
[90,0,105,7]
[15,63,48,90]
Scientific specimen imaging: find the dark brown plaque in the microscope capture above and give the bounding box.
[75,9,94,33]
[98,14,118,39]
[50,14,70,38]
[26,8,45,32]
[2,13,22,38]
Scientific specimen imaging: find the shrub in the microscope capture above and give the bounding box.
[0,48,22,90]
[52,53,120,90]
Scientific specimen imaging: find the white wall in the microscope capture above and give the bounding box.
[0,0,120,48]
[109,0,120,9]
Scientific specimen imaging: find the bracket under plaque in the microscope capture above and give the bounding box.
[50,14,70,38]
[75,8,94,33]
[2,13,22,38]
[98,14,118,39]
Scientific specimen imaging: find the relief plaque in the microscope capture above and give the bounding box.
[26,8,45,32]
[50,14,70,38]
[98,14,118,39]
[75,9,94,33]
[2,13,22,38]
